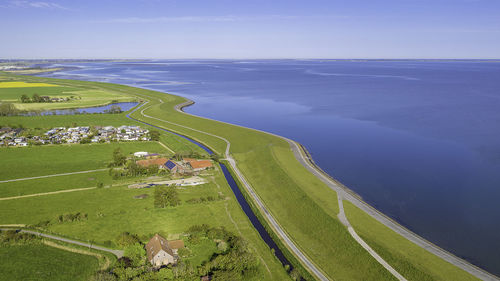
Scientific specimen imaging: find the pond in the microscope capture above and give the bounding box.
[22,102,139,116]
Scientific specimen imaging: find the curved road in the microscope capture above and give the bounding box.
[173,99,499,281]
[130,95,498,281]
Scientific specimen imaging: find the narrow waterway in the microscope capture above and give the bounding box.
[125,103,295,274]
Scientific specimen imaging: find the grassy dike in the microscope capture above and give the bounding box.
[1,72,479,280]
[220,159,316,281]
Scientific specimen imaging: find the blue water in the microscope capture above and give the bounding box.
[39,60,500,275]
[22,102,138,116]
[126,103,294,270]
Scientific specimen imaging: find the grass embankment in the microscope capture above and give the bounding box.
[0,244,99,281]
[344,201,478,281]
[0,72,479,280]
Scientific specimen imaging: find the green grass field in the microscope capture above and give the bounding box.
[0,166,290,280]
[0,244,99,281]
[0,80,136,111]
[343,201,477,281]
[0,170,110,197]
[0,142,165,180]
[0,72,481,281]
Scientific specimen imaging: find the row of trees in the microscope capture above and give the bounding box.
[20,93,71,103]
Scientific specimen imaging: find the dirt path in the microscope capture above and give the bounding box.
[0,168,108,183]
[0,187,96,201]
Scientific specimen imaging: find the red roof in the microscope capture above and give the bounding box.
[188,160,213,169]
[137,158,168,167]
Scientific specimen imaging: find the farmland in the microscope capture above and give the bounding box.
[0,80,136,111]
[0,71,481,281]
[0,244,99,281]
[0,73,290,280]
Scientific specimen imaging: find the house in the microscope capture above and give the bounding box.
[185,159,213,172]
[146,234,185,267]
[137,158,168,168]
[164,160,184,174]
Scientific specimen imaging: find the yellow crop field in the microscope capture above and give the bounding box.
[0,81,59,88]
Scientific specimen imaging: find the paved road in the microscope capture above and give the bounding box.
[134,96,499,280]
[286,138,500,281]
[132,99,331,281]
[174,98,500,281]
[0,229,123,258]
[0,169,108,183]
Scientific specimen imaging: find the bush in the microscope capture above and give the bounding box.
[124,243,147,267]
[116,232,141,247]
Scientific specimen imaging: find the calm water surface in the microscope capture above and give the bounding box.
[39,60,500,275]
[22,102,138,116]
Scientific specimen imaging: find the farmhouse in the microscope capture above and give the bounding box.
[164,160,184,174]
[146,234,185,267]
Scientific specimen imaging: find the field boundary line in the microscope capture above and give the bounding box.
[158,141,175,154]
[0,186,97,201]
[0,168,108,183]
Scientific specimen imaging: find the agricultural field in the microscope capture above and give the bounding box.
[0,80,136,111]
[0,244,99,281]
[0,72,479,281]
[0,73,290,281]
[0,165,289,280]
[0,142,166,180]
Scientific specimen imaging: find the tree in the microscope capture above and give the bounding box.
[112,148,127,166]
[20,94,30,103]
[149,130,160,141]
[115,232,140,247]
[0,103,19,116]
[32,93,41,103]
[154,185,181,208]
[123,243,146,267]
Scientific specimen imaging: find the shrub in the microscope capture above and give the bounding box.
[115,232,140,247]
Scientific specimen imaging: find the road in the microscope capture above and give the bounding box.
[133,96,499,280]
[173,98,500,281]
[0,229,123,258]
[132,99,331,281]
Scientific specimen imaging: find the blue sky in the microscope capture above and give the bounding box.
[1,0,499,59]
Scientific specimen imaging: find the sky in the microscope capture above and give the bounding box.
[1,0,499,59]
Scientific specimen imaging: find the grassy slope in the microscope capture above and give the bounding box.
[0,72,478,280]
[0,244,99,281]
[344,201,477,281]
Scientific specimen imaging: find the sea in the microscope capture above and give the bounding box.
[38,60,500,275]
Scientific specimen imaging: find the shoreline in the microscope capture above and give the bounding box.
[175,96,499,281]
